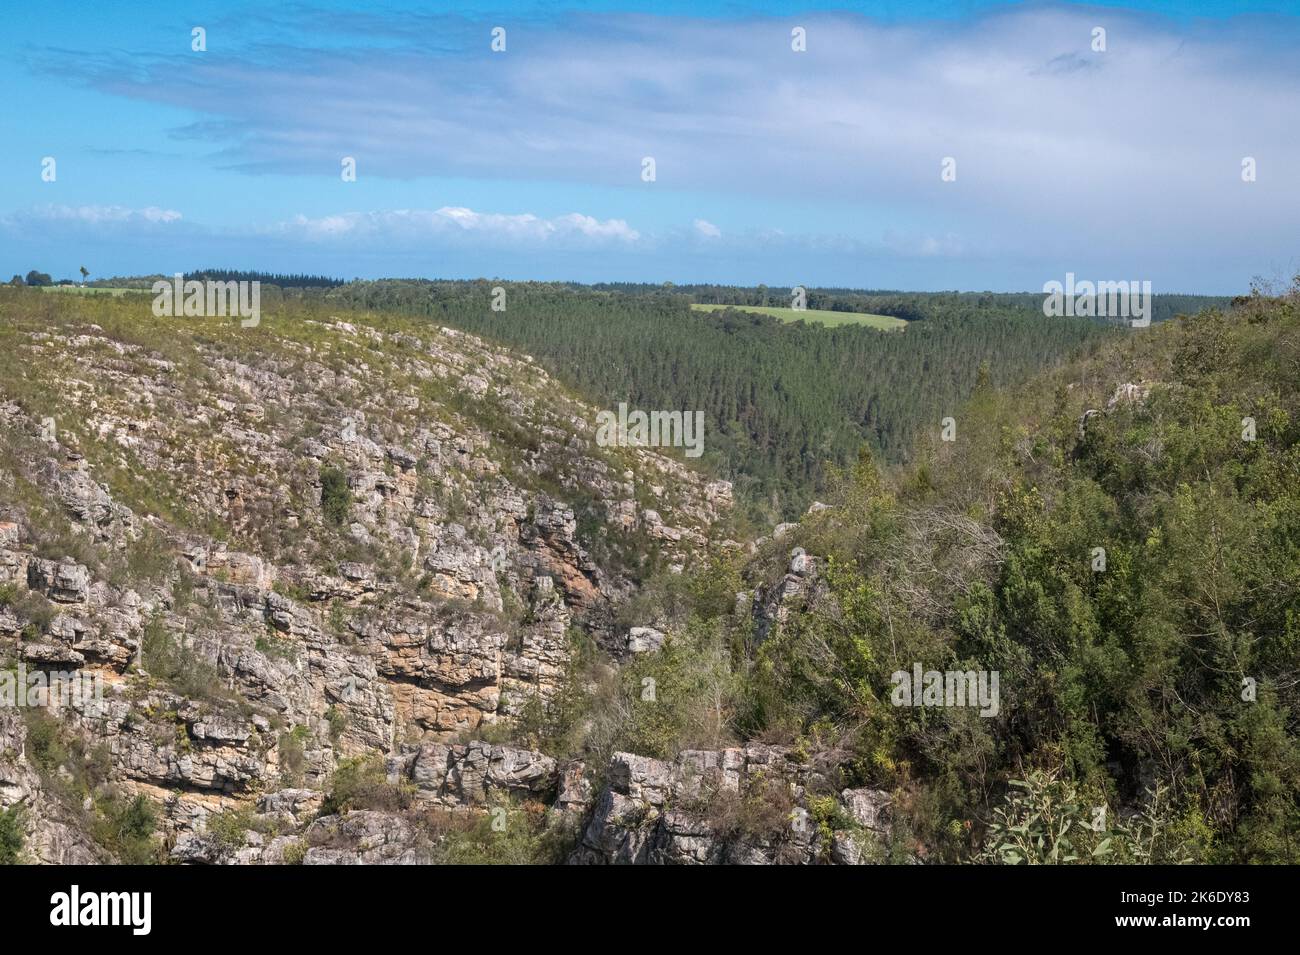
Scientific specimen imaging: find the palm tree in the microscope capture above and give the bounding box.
[79,266,89,287]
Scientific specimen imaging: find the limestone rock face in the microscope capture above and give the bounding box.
[555,761,593,814]
[751,548,824,644]
[258,788,324,824]
[0,312,732,863]
[391,740,559,806]
[841,787,893,834]
[625,626,666,655]
[1079,380,1155,438]
[1106,381,1152,410]
[27,558,91,604]
[0,710,103,864]
[570,747,891,865]
[300,811,433,865]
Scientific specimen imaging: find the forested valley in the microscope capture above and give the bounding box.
[3,274,1295,867]
[327,280,1136,522]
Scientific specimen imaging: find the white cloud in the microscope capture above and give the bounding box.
[26,6,1300,285]
[882,230,965,258]
[272,207,640,246]
[693,219,722,239]
[10,204,182,226]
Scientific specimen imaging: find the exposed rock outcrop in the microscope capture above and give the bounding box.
[0,309,735,863]
[571,748,890,865]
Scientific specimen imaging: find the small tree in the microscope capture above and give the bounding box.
[24,270,52,287]
[320,465,352,526]
[79,266,89,286]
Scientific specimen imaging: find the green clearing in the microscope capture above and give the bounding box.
[39,286,139,297]
[690,302,906,330]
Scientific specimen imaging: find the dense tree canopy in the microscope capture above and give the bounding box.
[331,280,1119,521]
[528,281,1300,864]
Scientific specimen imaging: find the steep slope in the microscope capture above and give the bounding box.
[4,280,1296,866]
[0,288,730,862]
[685,282,1300,864]
[546,283,1300,866]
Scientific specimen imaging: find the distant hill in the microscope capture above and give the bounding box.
[84,270,347,290]
[598,282,1234,326]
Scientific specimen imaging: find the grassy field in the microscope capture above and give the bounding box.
[690,302,907,330]
[39,285,139,296]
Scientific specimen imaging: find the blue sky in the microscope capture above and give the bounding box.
[2,0,1297,292]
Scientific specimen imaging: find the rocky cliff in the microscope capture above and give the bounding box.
[0,293,754,863]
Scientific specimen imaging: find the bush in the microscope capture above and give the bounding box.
[613,619,741,760]
[205,807,277,852]
[8,590,56,636]
[976,769,1202,865]
[23,709,68,776]
[430,802,577,864]
[140,614,230,702]
[325,706,348,744]
[703,774,797,845]
[278,725,310,786]
[19,709,112,800]
[90,793,160,865]
[319,465,351,526]
[116,527,175,585]
[256,630,301,663]
[281,839,308,865]
[0,805,24,864]
[320,756,411,815]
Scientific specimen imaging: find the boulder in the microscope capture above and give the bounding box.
[625,626,666,654]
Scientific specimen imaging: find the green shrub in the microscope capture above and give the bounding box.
[320,756,411,815]
[206,807,277,852]
[19,709,112,800]
[140,614,230,702]
[10,590,56,635]
[319,753,410,815]
[431,803,577,865]
[612,619,740,761]
[325,706,348,744]
[23,709,69,776]
[115,527,175,585]
[0,805,24,864]
[976,769,1202,865]
[256,630,301,663]
[281,839,308,865]
[320,465,351,526]
[278,725,310,786]
[703,773,797,845]
[90,793,160,865]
